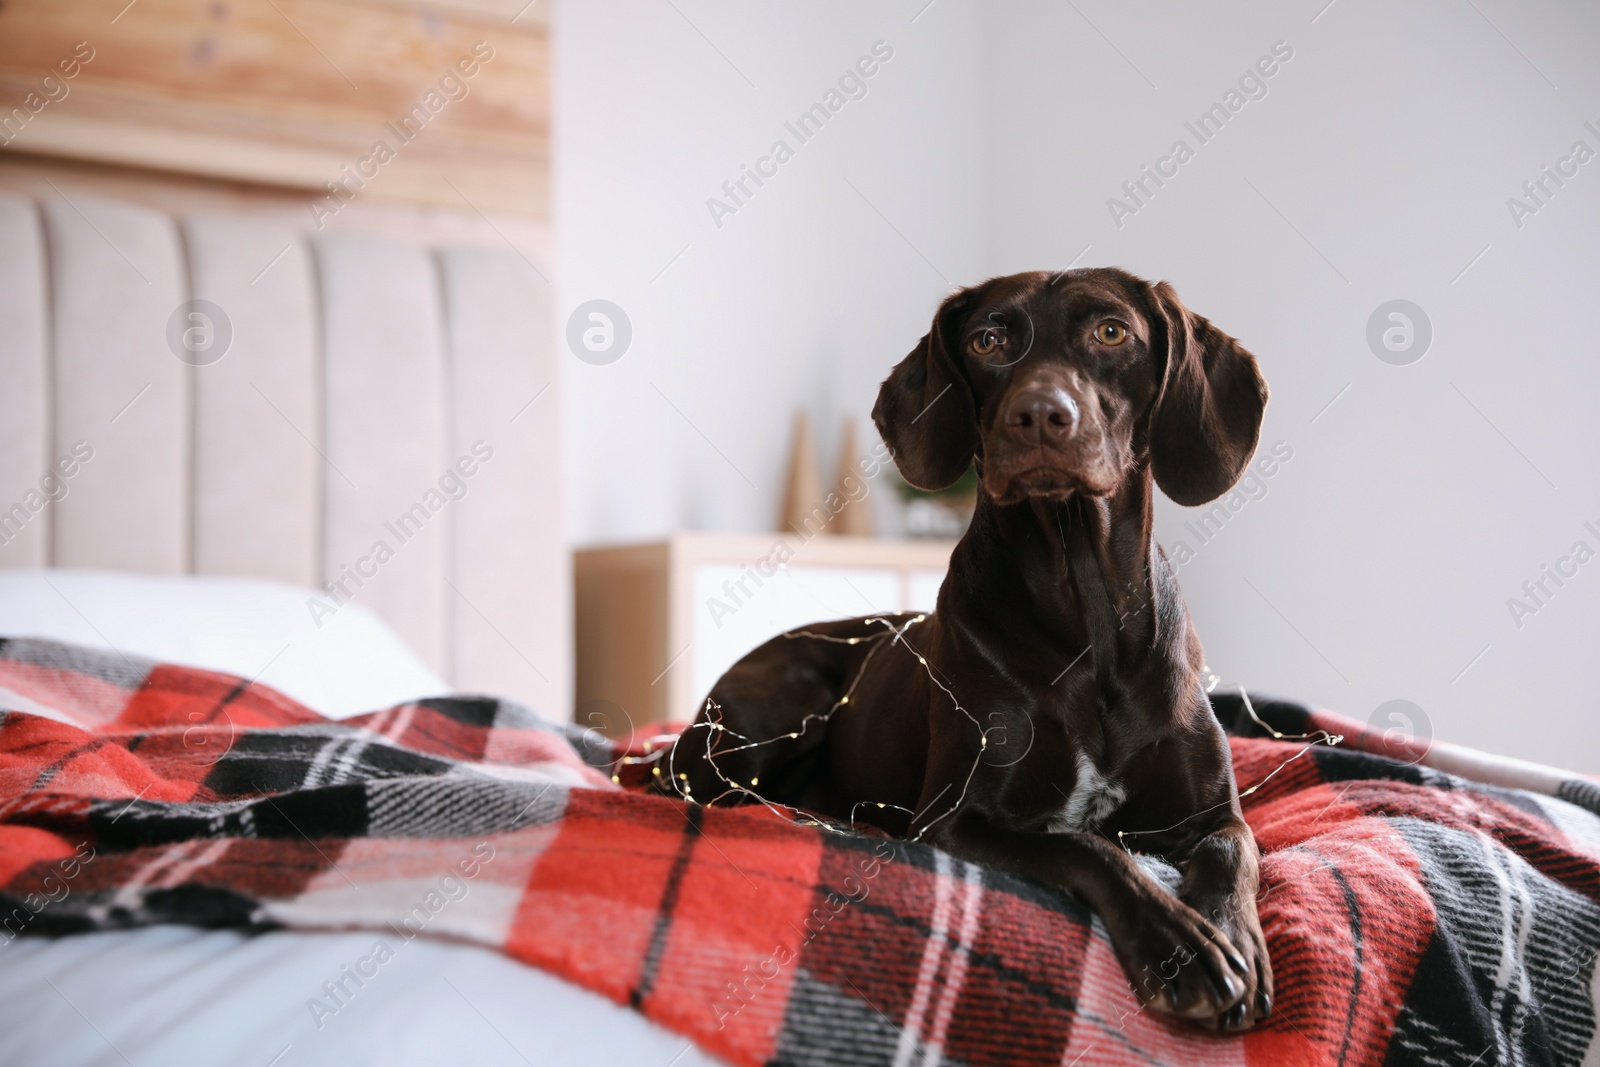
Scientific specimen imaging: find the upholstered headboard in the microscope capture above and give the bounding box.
[0,189,569,719]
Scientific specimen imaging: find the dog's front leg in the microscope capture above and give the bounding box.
[920,809,1252,1025]
[1178,817,1271,1029]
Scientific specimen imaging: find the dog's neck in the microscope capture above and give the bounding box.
[952,467,1163,673]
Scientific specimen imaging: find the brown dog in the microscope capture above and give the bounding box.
[664,268,1272,1030]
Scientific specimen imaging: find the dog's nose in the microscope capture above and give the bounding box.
[1004,386,1079,443]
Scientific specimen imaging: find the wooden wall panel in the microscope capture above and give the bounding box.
[0,0,547,218]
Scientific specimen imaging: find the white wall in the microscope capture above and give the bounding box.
[558,1,1600,772]
[979,0,1600,773]
[555,1,983,542]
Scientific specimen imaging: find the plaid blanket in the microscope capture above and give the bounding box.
[2,636,1598,1067]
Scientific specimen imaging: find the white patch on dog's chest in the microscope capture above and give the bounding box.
[1047,751,1126,833]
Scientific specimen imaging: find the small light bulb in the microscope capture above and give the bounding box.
[840,696,849,704]
[918,657,927,665]
[750,776,759,786]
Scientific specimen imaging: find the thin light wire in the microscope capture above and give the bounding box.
[1113,686,1343,854]
[646,612,988,839]
[629,631,1341,854]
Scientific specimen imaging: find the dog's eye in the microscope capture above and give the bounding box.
[970,328,1006,356]
[1093,321,1128,346]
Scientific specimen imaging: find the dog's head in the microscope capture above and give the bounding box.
[872,269,1268,507]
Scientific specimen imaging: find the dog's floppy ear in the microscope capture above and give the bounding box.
[1147,281,1269,507]
[872,290,979,491]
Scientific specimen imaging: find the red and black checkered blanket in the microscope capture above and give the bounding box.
[2,636,1599,1066]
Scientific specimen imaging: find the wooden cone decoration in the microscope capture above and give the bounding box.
[833,418,874,537]
[778,410,826,536]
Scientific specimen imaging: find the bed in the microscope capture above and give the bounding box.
[2,189,1599,1067]
[0,184,716,1066]
[3,621,1599,1066]
[0,182,569,717]
[0,572,721,1067]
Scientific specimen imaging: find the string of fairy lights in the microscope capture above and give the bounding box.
[1112,684,1343,855]
[609,615,1344,852]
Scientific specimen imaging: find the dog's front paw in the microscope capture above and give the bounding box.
[1178,890,1272,1032]
[1104,890,1251,1025]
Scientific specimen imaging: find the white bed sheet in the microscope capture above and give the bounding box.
[0,570,727,1067]
[0,569,451,719]
[0,926,727,1067]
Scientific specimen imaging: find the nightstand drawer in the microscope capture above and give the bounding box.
[690,563,908,716]
[576,533,955,728]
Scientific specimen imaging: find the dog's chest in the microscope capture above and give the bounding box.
[1046,750,1126,833]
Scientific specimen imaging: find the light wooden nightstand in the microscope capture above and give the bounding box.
[575,532,956,728]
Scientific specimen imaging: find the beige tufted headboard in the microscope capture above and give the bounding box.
[0,185,569,720]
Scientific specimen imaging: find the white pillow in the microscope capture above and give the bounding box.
[0,569,450,718]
